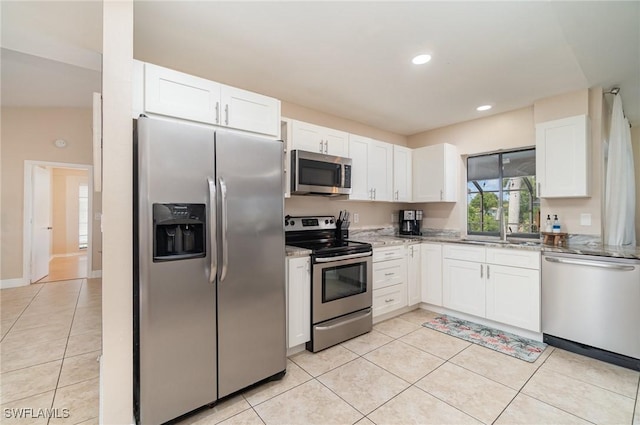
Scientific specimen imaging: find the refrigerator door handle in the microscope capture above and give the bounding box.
[207,177,217,283]
[219,177,229,282]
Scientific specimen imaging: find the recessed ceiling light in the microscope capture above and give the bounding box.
[476,105,492,111]
[412,54,432,65]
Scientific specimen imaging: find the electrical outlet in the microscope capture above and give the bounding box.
[580,213,592,226]
[353,213,359,224]
[391,213,397,223]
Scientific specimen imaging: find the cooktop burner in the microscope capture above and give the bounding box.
[284,215,372,259]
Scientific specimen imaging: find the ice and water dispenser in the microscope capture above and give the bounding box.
[153,204,205,261]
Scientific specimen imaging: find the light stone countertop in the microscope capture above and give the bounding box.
[285,245,312,258]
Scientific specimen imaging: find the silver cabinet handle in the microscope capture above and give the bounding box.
[324,140,328,154]
[487,265,490,279]
[224,104,229,125]
[218,177,229,282]
[373,188,377,200]
[319,140,324,153]
[215,102,220,124]
[384,272,395,276]
[480,264,483,279]
[395,190,399,200]
[544,256,636,271]
[440,189,443,200]
[207,177,217,283]
[369,188,373,199]
[537,182,541,197]
[315,251,372,263]
[385,298,395,303]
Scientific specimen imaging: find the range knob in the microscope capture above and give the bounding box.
[290,220,295,226]
[325,219,329,224]
[330,219,334,224]
[284,220,289,226]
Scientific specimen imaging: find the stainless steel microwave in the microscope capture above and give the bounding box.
[291,150,352,196]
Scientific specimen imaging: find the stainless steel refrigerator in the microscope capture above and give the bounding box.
[134,116,286,425]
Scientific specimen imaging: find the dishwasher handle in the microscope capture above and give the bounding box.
[544,256,637,271]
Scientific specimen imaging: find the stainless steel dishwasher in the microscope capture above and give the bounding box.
[542,252,640,370]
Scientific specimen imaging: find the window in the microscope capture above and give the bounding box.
[467,148,539,238]
[78,183,88,249]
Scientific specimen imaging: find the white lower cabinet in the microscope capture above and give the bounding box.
[373,284,407,317]
[407,244,421,306]
[442,244,541,332]
[485,264,540,332]
[372,246,407,318]
[287,256,310,348]
[421,243,443,306]
[443,258,486,318]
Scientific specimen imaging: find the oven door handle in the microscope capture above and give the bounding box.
[315,251,372,263]
[315,308,372,331]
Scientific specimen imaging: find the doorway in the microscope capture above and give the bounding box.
[23,161,93,283]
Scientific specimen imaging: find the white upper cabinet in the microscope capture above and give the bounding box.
[136,61,280,137]
[348,135,393,201]
[221,85,280,137]
[413,143,459,202]
[290,120,348,156]
[536,114,590,198]
[144,62,222,125]
[393,145,412,202]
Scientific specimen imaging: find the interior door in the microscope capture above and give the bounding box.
[31,165,51,282]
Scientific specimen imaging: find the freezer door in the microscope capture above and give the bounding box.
[215,130,286,398]
[137,116,217,424]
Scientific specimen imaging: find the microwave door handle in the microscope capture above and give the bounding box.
[218,177,229,282]
[207,177,217,283]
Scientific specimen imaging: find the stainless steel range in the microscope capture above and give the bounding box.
[285,215,372,352]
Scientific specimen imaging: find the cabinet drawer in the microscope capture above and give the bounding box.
[486,248,540,270]
[373,246,405,262]
[373,284,407,317]
[443,244,486,262]
[373,259,405,290]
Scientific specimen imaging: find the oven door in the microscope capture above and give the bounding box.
[312,253,372,324]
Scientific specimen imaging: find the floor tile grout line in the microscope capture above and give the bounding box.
[540,363,640,400]
[633,378,640,424]
[509,348,600,425]
[0,283,46,343]
[47,278,85,425]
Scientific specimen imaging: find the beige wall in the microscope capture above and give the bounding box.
[51,168,89,255]
[407,106,535,231]
[405,89,607,236]
[283,100,409,227]
[282,101,408,146]
[0,107,102,280]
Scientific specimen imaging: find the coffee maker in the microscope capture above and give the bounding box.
[399,209,423,236]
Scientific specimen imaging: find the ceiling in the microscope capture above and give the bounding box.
[2,1,639,136]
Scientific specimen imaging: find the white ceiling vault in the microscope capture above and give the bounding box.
[2,1,639,135]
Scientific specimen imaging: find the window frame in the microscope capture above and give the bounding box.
[466,147,539,239]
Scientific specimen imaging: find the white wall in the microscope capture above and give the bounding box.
[100,1,133,423]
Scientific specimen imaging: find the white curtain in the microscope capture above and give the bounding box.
[604,94,636,246]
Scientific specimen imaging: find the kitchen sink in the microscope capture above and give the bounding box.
[459,238,540,247]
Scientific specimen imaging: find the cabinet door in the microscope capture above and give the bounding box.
[324,128,349,157]
[144,63,221,125]
[373,258,405,290]
[348,134,371,200]
[536,114,589,198]
[369,140,393,201]
[393,146,412,202]
[407,245,422,306]
[221,85,280,137]
[421,243,443,306]
[287,256,311,348]
[486,264,540,332]
[373,283,408,318]
[413,144,458,202]
[291,120,324,153]
[443,259,485,317]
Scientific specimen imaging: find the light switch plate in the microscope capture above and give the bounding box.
[353,213,359,224]
[580,213,592,226]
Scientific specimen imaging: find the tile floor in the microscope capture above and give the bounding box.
[2,280,639,425]
[37,254,88,284]
[1,278,101,425]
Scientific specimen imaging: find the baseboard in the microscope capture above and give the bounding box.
[90,270,103,279]
[51,252,87,259]
[1,277,29,289]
